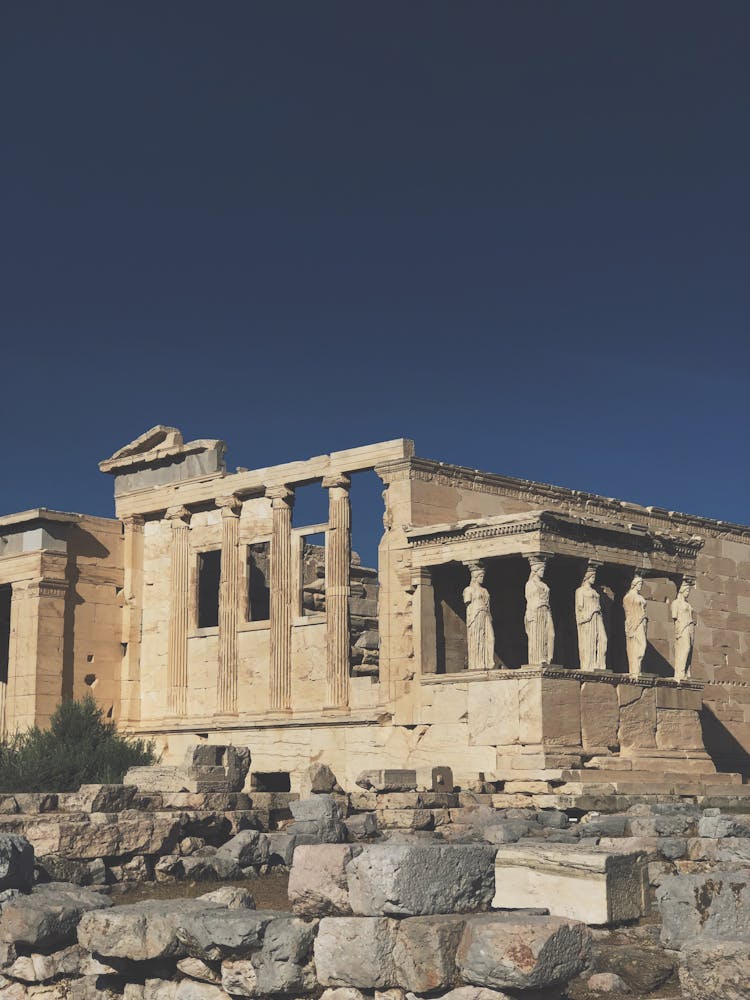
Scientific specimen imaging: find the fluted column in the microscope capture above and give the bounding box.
[323,474,351,709]
[120,514,145,725]
[166,506,191,716]
[266,485,294,713]
[217,495,242,715]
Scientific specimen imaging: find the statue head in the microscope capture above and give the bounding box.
[468,562,485,586]
[529,555,548,578]
[631,573,644,593]
[583,563,597,585]
[679,579,692,599]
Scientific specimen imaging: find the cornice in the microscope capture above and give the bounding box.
[376,457,750,541]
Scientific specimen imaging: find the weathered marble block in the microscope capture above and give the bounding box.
[493,843,647,925]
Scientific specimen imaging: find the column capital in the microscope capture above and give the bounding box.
[216,494,243,518]
[527,551,553,566]
[165,505,192,525]
[121,514,145,530]
[265,485,295,509]
[322,473,351,490]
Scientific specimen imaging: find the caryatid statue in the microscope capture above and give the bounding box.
[671,579,696,681]
[575,562,608,671]
[525,555,555,665]
[623,573,648,677]
[463,561,496,671]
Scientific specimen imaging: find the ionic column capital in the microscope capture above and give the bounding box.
[322,473,351,491]
[165,505,192,525]
[121,514,145,531]
[265,485,295,509]
[216,494,243,518]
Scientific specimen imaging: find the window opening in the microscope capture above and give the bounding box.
[0,585,10,686]
[197,550,221,628]
[247,542,271,622]
[300,531,326,616]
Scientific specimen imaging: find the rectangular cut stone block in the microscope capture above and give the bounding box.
[581,682,619,751]
[656,686,702,711]
[468,680,520,746]
[655,709,704,750]
[519,677,543,744]
[346,844,496,916]
[618,686,657,749]
[493,843,647,925]
[541,679,581,747]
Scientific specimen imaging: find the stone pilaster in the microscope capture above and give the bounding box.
[323,474,351,709]
[216,495,243,715]
[120,514,145,725]
[411,567,438,676]
[6,575,67,734]
[166,506,191,717]
[266,486,295,713]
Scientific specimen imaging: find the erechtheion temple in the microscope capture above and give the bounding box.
[1,426,749,791]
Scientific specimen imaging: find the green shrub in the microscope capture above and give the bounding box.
[0,696,156,792]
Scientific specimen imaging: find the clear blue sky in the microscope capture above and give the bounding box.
[2,2,748,558]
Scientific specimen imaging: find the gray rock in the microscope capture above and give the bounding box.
[221,958,257,996]
[78,898,222,961]
[587,972,630,993]
[592,941,676,993]
[176,909,275,962]
[658,837,687,860]
[436,990,513,1000]
[657,869,750,948]
[216,830,269,868]
[181,854,241,881]
[252,915,317,994]
[697,813,750,839]
[577,815,628,838]
[266,833,297,866]
[393,915,466,992]
[678,940,750,1000]
[36,855,92,886]
[299,763,343,797]
[314,916,398,988]
[536,809,569,830]
[70,784,138,813]
[0,882,112,950]
[0,835,34,892]
[176,956,221,983]
[154,854,184,880]
[456,913,591,991]
[345,813,379,841]
[175,983,228,1000]
[355,770,417,792]
[289,844,361,917]
[198,886,255,909]
[346,844,496,916]
[481,820,531,844]
[288,795,347,844]
[626,814,694,837]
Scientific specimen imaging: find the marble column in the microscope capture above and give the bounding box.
[217,495,243,715]
[266,485,295,713]
[166,506,191,716]
[120,514,145,725]
[323,474,351,709]
[412,568,438,676]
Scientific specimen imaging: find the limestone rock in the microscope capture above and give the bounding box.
[0,836,34,893]
[591,941,676,994]
[215,830,269,869]
[456,913,592,991]
[314,916,398,988]
[0,882,112,950]
[392,915,466,992]
[299,763,343,798]
[678,940,750,1000]
[176,909,274,962]
[176,957,221,983]
[435,990,512,1000]
[78,899,221,961]
[657,869,750,948]
[174,983,231,1000]
[355,770,417,792]
[69,784,138,813]
[289,844,361,917]
[344,814,378,841]
[198,887,255,910]
[288,795,347,844]
[346,844,496,916]
[587,972,630,993]
[266,832,297,866]
[492,843,646,925]
[221,958,257,996]
[252,915,317,995]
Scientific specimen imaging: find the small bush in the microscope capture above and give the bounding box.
[0,696,156,792]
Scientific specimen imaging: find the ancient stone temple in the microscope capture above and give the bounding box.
[0,425,749,791]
